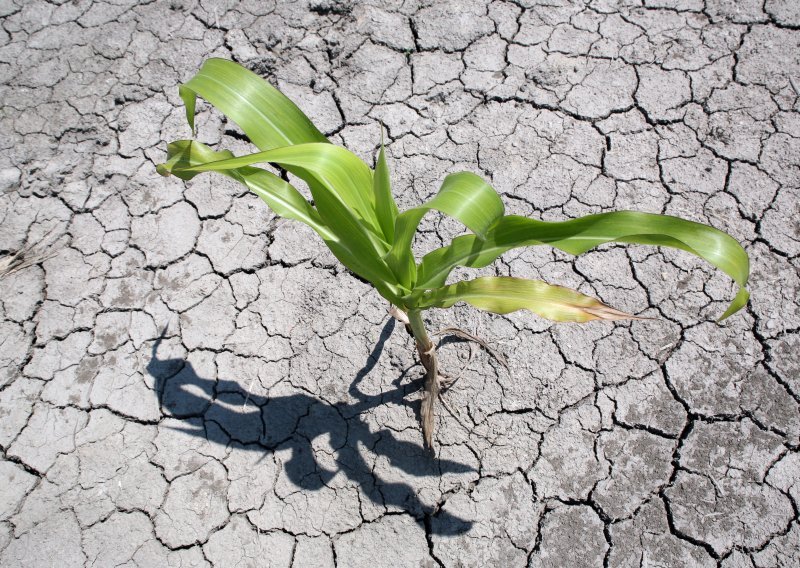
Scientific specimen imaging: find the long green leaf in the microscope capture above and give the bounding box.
[157,140,326,232]
[177,143,382,240]
[416,276,640,322]
[373,139,399,243]
[180,58,328,149]
[157,141,405,303]
[386,172,505,289]
[415,212,749,320]
[174,144,390,277]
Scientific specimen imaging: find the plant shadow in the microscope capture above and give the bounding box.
[147,318,475,536]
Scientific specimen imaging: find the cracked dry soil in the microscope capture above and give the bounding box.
[1,0,799,566]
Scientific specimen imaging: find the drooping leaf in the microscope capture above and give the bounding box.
[416,276,641,322]
[179,58,328,149]
[177,143,383,241]
[157,140,405,303]
[158,140,325,229]
[415,212,749,320]
[386,172,505,289]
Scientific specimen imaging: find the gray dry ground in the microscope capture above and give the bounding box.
[0,0,799,566]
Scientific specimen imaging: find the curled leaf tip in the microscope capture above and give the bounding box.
[582,305,652,321]
[716,288,750,323]
[155,163,172,177]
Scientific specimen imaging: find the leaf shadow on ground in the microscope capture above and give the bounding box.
[147,318,475,536]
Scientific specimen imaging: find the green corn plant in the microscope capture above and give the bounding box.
[157,59,750,448]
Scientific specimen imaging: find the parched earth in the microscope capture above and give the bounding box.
[1,0,799,566]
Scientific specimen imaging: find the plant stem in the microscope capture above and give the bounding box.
[406,309,439,449]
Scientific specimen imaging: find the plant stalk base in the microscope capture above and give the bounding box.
[416,336,439,449]
[393,308,500,449]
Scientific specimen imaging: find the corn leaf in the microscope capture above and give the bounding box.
[176,144,393,282]
[415,212,749,320]
[158,140,405,302]
[386,172,505,289]
[373,140,399,243]
[179,58,328,149]
[177,143,383,240]
[416,276,641,322]
[157,140,326,230]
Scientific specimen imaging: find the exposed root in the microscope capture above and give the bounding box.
[0,228,59,279]
[432,326,509,370]
[439,394,472,433]
[399,310,507,448]
[439,343,475,393]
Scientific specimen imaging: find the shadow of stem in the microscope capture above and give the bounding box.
[147,318,476,536]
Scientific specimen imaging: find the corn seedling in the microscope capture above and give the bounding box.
[157,59,750,448]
